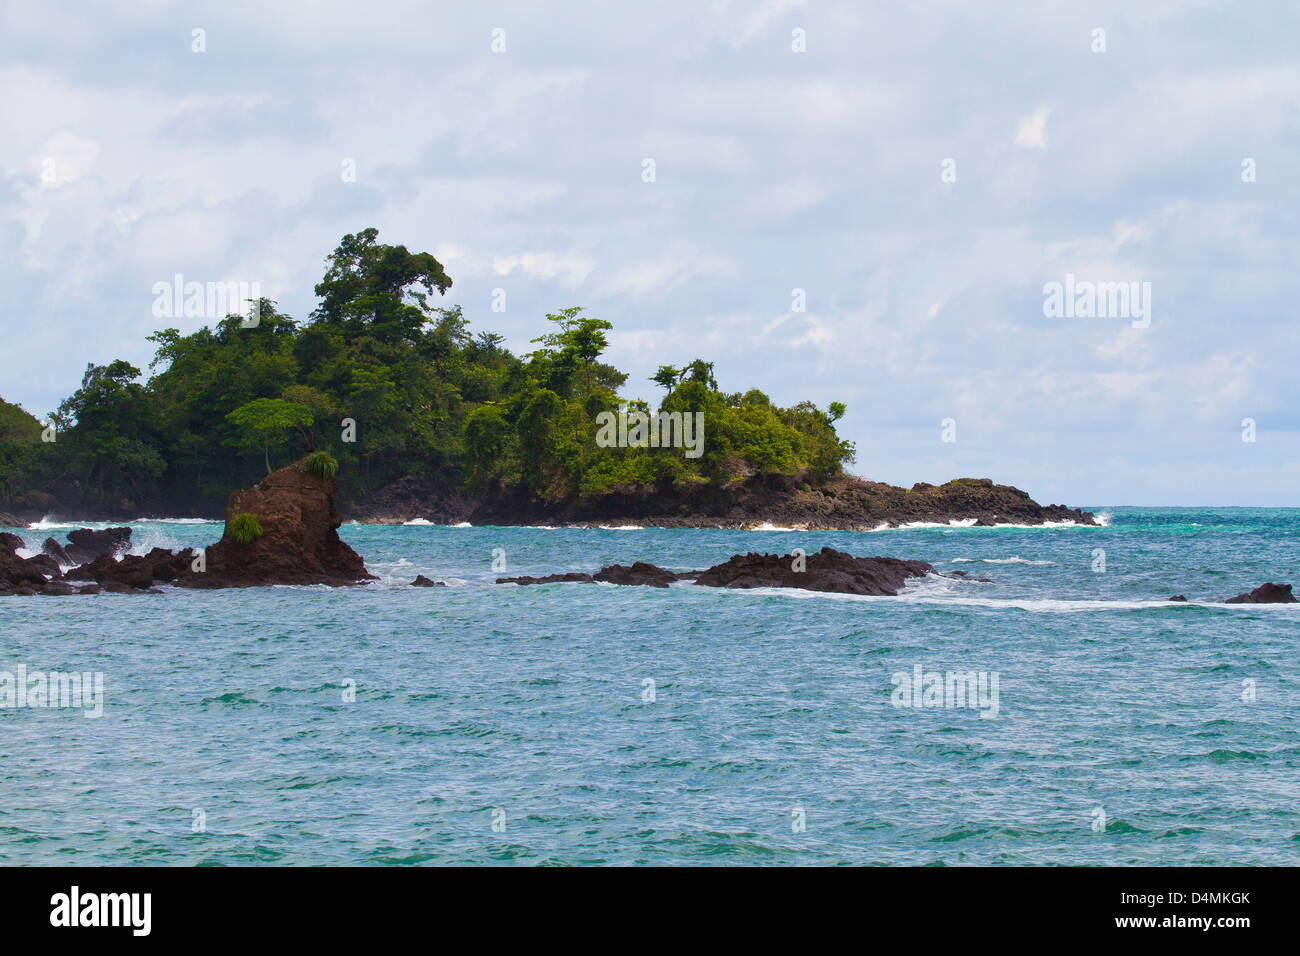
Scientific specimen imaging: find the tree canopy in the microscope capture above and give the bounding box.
[0,230,854,513]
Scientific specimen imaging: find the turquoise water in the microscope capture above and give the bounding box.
[1,508,1297,865]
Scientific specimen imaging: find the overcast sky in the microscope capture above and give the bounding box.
[2,0,1297,505]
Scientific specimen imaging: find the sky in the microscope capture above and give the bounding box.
[1,0,1297,506]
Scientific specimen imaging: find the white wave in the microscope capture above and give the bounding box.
[403,518,434,526]
[867,518,1089,531]
[598,524,643,530]
[452,521,473,528]
[131,517,215,525]
[747,522,802,531]
[887,518,980,530]
[950,556,1055,566]
[27,516,116,531]
[526,525,563,530]
[734,585,1300,613]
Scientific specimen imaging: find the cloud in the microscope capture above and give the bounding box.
[1,0,1298,504]
[1014,106,1051,148]
[595,241,740,299]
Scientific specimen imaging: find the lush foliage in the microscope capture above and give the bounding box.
[0,229,854,513]
[301,451,339,480]
[228,512,264,544]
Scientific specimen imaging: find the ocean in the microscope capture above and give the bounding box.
[1,508,1297,865]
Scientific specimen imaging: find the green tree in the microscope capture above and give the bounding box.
[650,365,680,392]
[313,228,452,345]
[226,398,314,474]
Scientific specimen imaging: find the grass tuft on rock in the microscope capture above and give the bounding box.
[300,451,339,480]
[229,512,264,545]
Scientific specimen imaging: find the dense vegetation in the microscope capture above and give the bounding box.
[0,229,854,515]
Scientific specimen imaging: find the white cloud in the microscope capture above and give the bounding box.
[1014,106,1051,148]
[491,251,595,289]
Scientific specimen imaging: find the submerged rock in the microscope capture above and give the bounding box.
[411,575,446,587]
[693,547,934,596]
[1168,594,1188,602]
[1224,582,1296,604]
[497,571,595,586]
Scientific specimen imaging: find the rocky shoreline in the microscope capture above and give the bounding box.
[1,475,1097,531]
[3,461,1293,603]
[341,475,1098,530]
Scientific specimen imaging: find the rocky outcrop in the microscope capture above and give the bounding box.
[410,575,446,587]
[692,547,934,595]
[1168,594,1188,602]
[497,563,691,587]
[493,547,934,596]
[1224,582,1296,604]
[42,537,73,565]
[0,533,96,595]
[4,459,373,594]
[60,547,196,591]
[497,571,596,586]
[179,458,372,588]
[0,539,48,595]
[593,562,692,587]
[64,527,133,564]
[24,553,63,579]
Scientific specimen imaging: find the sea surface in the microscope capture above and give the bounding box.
[1,507,1297,865]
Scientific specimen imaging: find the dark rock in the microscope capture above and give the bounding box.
[39,580,75,595]
[69,554,153,590]
[496,571,595,586]
[693,546,934,596]
[24,554,62,579]
[178,458,373,588]
[411,575,446,587]
[356,473,1096,530]
[42,537,73,565]
[144,547,196,582]
[342,475,478,525]
[65,527,132,564]
[0,531,27,554]
[1168,595,1188,602]
[0,545,48,594]
[63,548,196,589]
[76,584,102,595]
[1224,582,1296,604]
[593,562,688,588]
